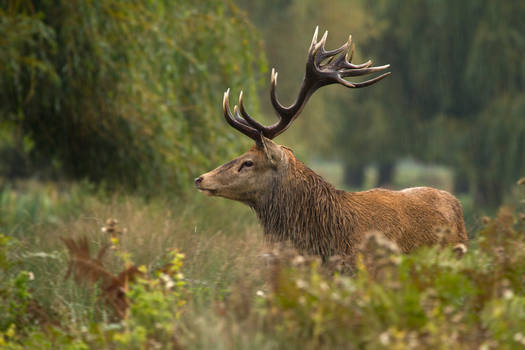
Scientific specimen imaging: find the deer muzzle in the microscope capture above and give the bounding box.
[194,175,217,196]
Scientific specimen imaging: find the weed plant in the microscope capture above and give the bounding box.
[1,180,524,349]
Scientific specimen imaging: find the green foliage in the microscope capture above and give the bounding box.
[354,0,525,204]
[0,235,33,337]
[482,296,525,348]
[240,0,525,206]
[0,0,266,192]
[468,94,525,204]
[113,251,186,349]
[1,181,524,349]
[261,204,525,349]
[1,223,188,349]
[0,181,96,236]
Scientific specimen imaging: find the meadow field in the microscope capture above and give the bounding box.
[1,179,525,349]
[2,0,524,348]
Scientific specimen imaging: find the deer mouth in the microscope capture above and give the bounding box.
[197,188,217,196]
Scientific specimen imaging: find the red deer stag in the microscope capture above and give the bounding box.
[195,27,468,262]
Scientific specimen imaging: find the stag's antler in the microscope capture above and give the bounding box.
[223,27,391,141]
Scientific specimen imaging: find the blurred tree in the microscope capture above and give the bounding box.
[0,0,265,193]
[239,0,525,207]
[353,0,525,205]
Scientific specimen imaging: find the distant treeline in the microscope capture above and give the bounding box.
[239,0,525,207]
[0,0,265,193]
[2,0,524,206]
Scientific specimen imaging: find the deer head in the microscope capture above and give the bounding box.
[195,27,390,205]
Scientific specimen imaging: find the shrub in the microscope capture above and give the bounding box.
[258,186,525,349]
[0,0,266,192]
[0,234,34,344]
[2,180,524,349]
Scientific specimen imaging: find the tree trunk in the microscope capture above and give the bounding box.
[475,179,503,209]
[343,163,365,188]
[453,169,470,194]
[377,162,395,187]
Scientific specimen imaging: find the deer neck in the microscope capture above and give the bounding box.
[252,158,351,256]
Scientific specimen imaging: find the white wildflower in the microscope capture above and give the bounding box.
[503,289,514,299]
[296,279,307,289]
[379,332,390,346]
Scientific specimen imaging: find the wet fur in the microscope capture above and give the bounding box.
[253,149,467,261]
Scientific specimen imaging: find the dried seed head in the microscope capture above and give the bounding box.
[292,255,306,266]
[453,243,468,259]
[102,218,125,238]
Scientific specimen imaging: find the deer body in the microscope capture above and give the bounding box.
[196,28,468,261]
[199,143,467,261]
[258,153,466,259]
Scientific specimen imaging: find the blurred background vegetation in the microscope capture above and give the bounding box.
[237,0,525,212]
[1,0,524,208]
[1,0,265,194]
[2,1,525,348]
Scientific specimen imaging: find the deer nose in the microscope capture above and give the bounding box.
[194,176,203,186]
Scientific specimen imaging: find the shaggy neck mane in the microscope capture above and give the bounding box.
[253,157,355,258]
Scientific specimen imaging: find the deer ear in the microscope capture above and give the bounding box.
[257,135,283,166]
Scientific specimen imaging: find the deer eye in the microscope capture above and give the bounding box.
[239,160,254,171]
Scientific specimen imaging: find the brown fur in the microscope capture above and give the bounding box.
[197,138,468,262]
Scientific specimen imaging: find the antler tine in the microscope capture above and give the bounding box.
[223,89,260,140]
[347,60,373,69]
[238,91,267,131]
[309,26,319,51]
[347,35,354,61]
[319,41,349,64]
[309,29,332,63]
[316,30,329,52]
[221,28,390,141]
[269,68,286,118]
[331,36,373,70]
[232,104,251,126]
[265,28,390,139]
[337,71,391,88]
[269,66,312,139]
[332,36,352,68]
[232,105,242,123]
[341,64,390,77]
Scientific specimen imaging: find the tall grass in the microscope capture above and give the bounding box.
[1,180,525,349]
[2,182,263,327]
